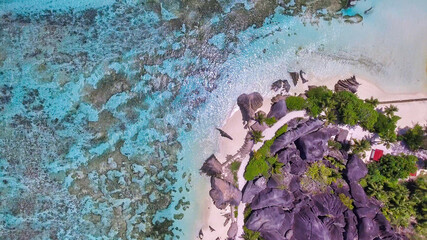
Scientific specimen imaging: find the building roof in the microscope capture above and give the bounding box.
[370,149,384,161]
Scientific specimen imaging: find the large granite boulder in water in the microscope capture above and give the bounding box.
[209,177,241,209]
[200,154,222,176]
[271,79,291,93]
[267,99,287,120]
[237,92,263,123]
[270,119,323,155]
[242,177,267,203]
[344,155,368,182]
[296,127,339,162]
[250,188,294,210]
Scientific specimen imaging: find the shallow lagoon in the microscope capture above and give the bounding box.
[0,0,426,239]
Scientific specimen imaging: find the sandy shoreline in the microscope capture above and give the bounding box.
[198,77,427,240]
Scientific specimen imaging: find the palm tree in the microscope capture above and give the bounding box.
[365,97,379,107]
[384,105,398,117]
[251,130,264,143]
[255,111,266,124]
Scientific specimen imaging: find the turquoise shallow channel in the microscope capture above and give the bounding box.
[0,0,426,239]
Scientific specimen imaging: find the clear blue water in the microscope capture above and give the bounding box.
[0,0,426,239]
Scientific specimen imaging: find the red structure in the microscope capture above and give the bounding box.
[370,149,384,162]
[410,172,417,177]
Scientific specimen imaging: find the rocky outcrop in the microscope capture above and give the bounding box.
[200,154,222,176]
[300,70,309,83]
[227,222,238,238]
[270,119,323,155]
[242,177,267,203]
[334,76,360,93]
[267,99,287,120]
[250,188,294,210]
[209,177,241,209]
[296,127,339,162]
[289,72,299,86]
[271,80,291,93]
[335,128,349,143]
[344,155,368,182]
[237,92,263,123]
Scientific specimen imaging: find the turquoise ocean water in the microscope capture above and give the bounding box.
[0,0,426,239]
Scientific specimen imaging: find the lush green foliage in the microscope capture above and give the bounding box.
[230,161,241,183]
[243,227,263,240]
[325,156,346,171]
[251,130,264,143]
[286,96,306,111]
[265,117,277,127]
[306,162,340,185]
[364,97,379,107]
[255,112,277,127]
[363,156,420,228]
[406,175,427,238]
[339,193,354,210]
[350,138,371,158]
[244,125,288,181]
[244,206,252,222]
[328,140,342,150]
[371,154,417,181]
[255,111,266,124]
[305,86,333,117]
[332,91,378,130]
[374,112,400,145]
[399,124,425,151]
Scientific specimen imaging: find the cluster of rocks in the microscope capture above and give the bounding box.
[334,75,360,93]
[241,119,404,240]
[271,70,309,94]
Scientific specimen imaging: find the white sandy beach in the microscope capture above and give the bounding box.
[198,77,427,240]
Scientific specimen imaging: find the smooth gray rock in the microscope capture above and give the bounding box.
[345,155,368,182]
[271,79,291,93]
[237,92,263,123]
[355,206,379,219]
[312,193,347,218]
[293,206,331,240]
[260,230,286,240]
[277,145,300,164]
[349,182,368,207]
[270,119,323,155]
[246,207,286,232]
[267,99,287,120]
[296,127,339,162]
[335,129,349,143]
[227,222,238,238]
[334,76,360,93]
[251,188,294,210]
[344,210,358,240]
[289,156,307,176]
[200,154,222,176]
[209,177,242,209]
[242,177,267,203]
[358,217,379,240]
